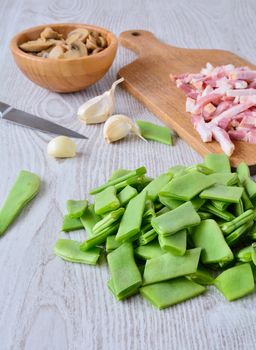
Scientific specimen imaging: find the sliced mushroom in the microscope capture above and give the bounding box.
[90,31,100,39]
[40,27,63,41]
[67,28,89,43]
[85,37,98,50]
[48,45,65,59]
[97,36,107,48]
[63,40,88,58]
[19,39,54,53]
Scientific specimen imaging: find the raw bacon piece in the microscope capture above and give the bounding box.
[192,115,212,142]
[212,126,235,156]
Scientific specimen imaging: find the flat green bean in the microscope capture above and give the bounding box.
[207,172,238,186]
[236,244,255,262]
[80,204,100,237]
[140,277,205,309]
[143,248,201,285]
[66,200,88,218]
[116,191,147,242]
[136,120,173,145]
[117,185,137,206]
[107,279,138,300]
[62,215,83,232]
[221,209,254,235]
[200,184,243,203]
[204,153,231,173]
[158,229,187,256]
[135,242,165,260]
[139,229,157,245]
[142,173,172,201]
[191,219,233,264]
[94,186,120,215]
[226,220,254,247]
[107,242,142,299]
[214,263,254,301]
[151,201,201,236]
[211,200,230,211]
[237,162,256,200]
[0,170,40,235]
[203,203,235,221]
[54,239,101,265]
[159,171,215,201]
[93,208,124,235]
[106,235,121,253]
[187,266,214,285]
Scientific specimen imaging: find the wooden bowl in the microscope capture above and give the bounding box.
[10,23,118,93]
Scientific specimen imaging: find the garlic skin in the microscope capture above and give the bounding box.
[47,136,76,158]
[103,114,144,143]
[78,77,124,124]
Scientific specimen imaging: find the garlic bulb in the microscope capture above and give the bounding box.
[103,114,144,143]
[78,77,124,124]
[47,136,76,158]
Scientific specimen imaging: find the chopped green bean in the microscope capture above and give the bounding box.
[139,229,157,245]
[0,170,40,235]
[204,153,231,173]
[140,277,205,309]
[211,200,230,211]
[117,185,138,206]
[221,209,255,235]
[186,164,214,175]
[237,163,256,200]
[62,215,83,232]
[203,203,235,221]
[80,204,100,237]
[233,199,244,217]
[108,169,132,181]
[66,200,88,218]
[106,235,121,253]
[158,229,187,256]
[159,171,215,201]
[143,248,201,285]
[94,186,120,215]
[198,211,214,220]
[187,266,214,285]
[191,219,233,264]
[107,279,138,300]
[226,220,254,247]
[90,167,147,194]
[151,201,201,236]
[168,165,186,177]
[159,195,183,209]
[142,173,172,201]
[136,120,173,145]
[54,239,101,265]
[200,184,243,203]
[143,200,155,219]
[236,244,255,262]
[93,208,124,235]
[207,172,238,186]
[135,242,164,260]
[116,191,147,242]
[214,263,254,301]
[107,242,142,299]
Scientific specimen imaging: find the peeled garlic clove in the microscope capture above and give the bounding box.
[47,136,76,158]
[77,77,124,124]
[103,114,144,143]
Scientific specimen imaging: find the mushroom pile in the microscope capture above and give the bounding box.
[19,27,108,59]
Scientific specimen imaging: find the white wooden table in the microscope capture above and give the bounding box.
[0,1,256,349]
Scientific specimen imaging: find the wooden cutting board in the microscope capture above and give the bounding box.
[118,30,256,171]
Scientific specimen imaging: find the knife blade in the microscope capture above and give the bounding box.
[0,102,87,139]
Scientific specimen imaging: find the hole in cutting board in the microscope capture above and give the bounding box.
[131,32,140,36]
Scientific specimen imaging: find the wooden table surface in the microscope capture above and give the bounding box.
[0,1,256,349]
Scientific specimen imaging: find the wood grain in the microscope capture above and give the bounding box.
[118,29,256,169]
[0,1,256,350]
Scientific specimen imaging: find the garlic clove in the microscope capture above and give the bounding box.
[47,136,76,158]
[103,114,145,143]
[77,77,124,125]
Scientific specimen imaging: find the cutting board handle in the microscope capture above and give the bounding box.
[119,30,166,56]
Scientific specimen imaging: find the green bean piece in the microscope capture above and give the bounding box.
[108,169,132,182]
[151,201,201,236]
[188,266,214,285]
[159,195,183,209]
[190,197,206,211]
[80,222,119,251]
[191,219,233,264]
[140,277,205,309]
[90,167,147,194]
[226,220,254,247]
[154,201,164,211]
[236,179,254,210]
[248,222,256,241]
[207,172,238,185]
[107,279,138,301]
[158,229,187,256]
[221,209,255,235]
[117,185,138,206]
[115,191,147,242]
[237,162,250,181]
[80,204,101,237]
[136,120,173,145]
[155,206,170,216]
[0,170,40,235]
[214,263,254,301]
[62,215,84,232]
[168,165,187,177]
[143,248,201,285]
[211,200,229,211]
[236,244,255,262]
[186,164,214,175]
[203,203,235,221]
[54,239,101,265]
[243,178,256,200]
[66,200,88,219]
[93,208,125,235]
[106,235,121,253]
[114,175,147,192]
[200,184,243,203]
[142,173,172,201]
[94,186,120,215]
[198,211,214,220]
[107,242,142,299]
[159,171,215,201]
[233,199,244,217]
[204,153,231,173]
[237,162,256,200]
[143,200,155,219]
[135,242,165,260]
[139,229,157,245]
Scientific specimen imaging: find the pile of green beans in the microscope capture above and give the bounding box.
[54,153,256,309]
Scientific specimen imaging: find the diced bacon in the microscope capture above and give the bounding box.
[211,101,256,126]
[176,80,197,99]
[202,85,213,96]
[212,126,235,156]
[203,103,216,119]
[200,62,214,75]
[226,88,256,97]
[235,80,248,89]
[192,115,212,142]
[240,115,256,128]
[212,101,232,117]
[228,129,247,140]
[229,71,256,81]
[193,91,223,114]
[186,97,196,113]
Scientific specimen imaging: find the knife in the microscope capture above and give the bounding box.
[0,101,87,139]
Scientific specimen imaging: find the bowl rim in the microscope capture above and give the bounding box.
[10,22,118,62]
